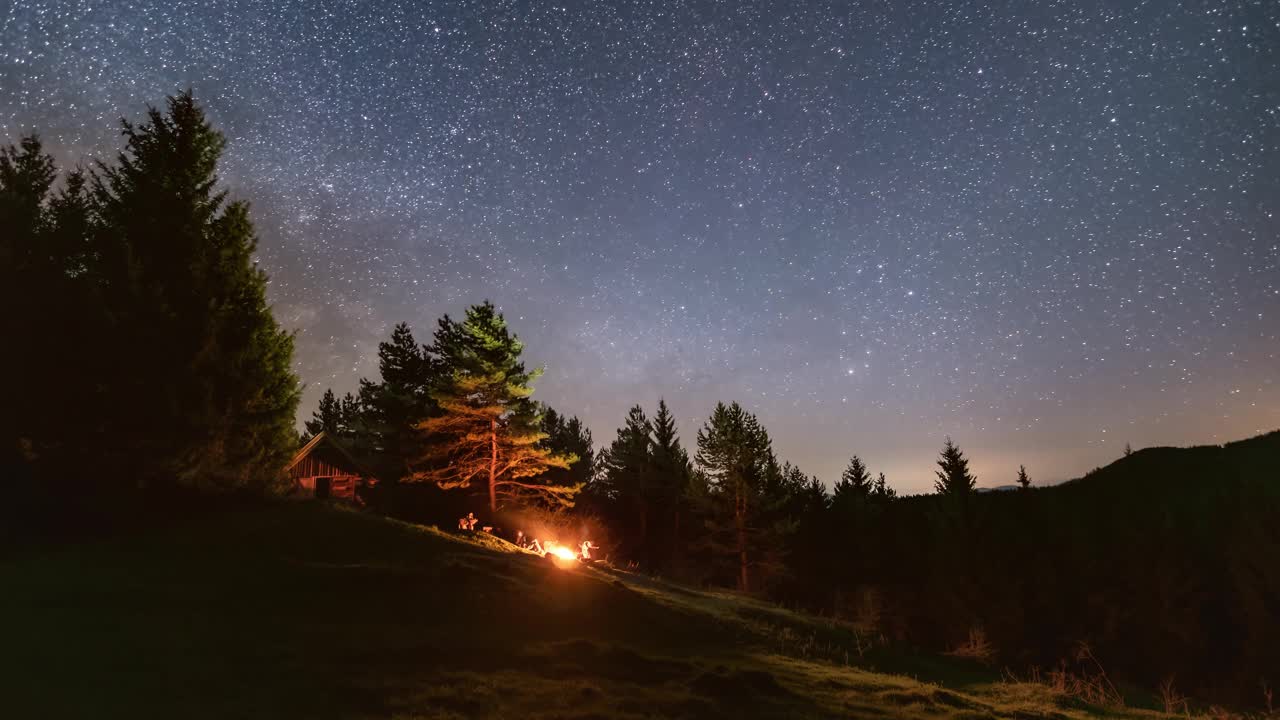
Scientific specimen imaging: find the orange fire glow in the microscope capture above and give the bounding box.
[545,543,578,565]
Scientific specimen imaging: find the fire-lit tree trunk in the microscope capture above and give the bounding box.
[489,418,499,512]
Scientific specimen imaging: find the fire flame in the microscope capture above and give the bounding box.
[545,543,578,565]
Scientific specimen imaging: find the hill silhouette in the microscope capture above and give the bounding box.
[819,430,1280,711]
[1072,430,1279,489]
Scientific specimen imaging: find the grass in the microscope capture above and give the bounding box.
[0,502,1188,719]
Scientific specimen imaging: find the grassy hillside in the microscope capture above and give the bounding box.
[0,502,1184,720]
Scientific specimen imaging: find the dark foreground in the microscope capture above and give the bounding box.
[1,503,1187,719]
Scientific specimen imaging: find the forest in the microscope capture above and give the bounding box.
[4,94,1277,714]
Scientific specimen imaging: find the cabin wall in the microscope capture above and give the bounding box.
[294,474,362,501]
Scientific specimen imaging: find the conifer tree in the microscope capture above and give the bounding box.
[90,92,300,490]
[650,398,693,570]
[358,322,440,479]
[650,400,692,501]
[599,405,654,550]
[934,437,977,496]
[1017,464,1031,490]
[339,392,360,431]
[305,389,345,438]
[2,136,58,467]
[411,301,576,511]
[695,401,781,592]
[833,454,873,513]
[540,407,595,490]
[0,135,56,244]
[873,472,897,501]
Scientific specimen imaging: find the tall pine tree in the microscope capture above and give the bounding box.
[2,136,59,469]
[411,301,576,511]
[695,401,782,593]
[598,405,654,555]
[90,92,300,490]
[934,437,977,496]
[650,399,693,573]
[357,322,440,479]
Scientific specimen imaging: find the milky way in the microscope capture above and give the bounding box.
[4,0,1278,491]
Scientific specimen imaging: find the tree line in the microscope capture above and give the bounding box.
[309,309,997,601]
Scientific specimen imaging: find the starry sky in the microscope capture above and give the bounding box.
[4,0,1278,492]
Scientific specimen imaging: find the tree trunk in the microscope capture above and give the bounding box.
[488,418,498,513]
[672,506,681,572]
[736,488,749,593]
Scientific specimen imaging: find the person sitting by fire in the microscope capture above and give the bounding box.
[579,540,596,562]
[527,538,544,555]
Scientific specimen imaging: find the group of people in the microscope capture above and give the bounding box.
[455,512,598,563]
[514,530,597,562]
[514,530,544,554]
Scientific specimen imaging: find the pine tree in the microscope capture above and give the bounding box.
[4,139,106,484]
[305,389,344,438]
[358,322,440,479]
[695,401,780,592]
[44,170,96,277]
[650,400,692,501]
[339,392,360,432]
[2,136,59,467]
[540,407,595,490]
[90,92,300,490]
[598,405,654,552]
[411,301,576,511]
[1124,443,1133,457]
[934,437,977,496]
[649,398,693,572]
[873,472,897,501]
[833,454,873,512]
[1017,464,1031,490]
[0,135,56,245]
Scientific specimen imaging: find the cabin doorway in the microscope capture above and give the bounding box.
[314,477,332,499]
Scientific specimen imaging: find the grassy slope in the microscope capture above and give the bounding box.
[1,503,1177,720]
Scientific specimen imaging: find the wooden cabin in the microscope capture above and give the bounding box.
[286,431,376,502]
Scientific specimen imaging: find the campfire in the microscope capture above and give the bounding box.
[510,522,597,567]
[544,542,579,566]
[517,535,596,568]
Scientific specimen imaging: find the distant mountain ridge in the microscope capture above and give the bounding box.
[1066,429,1280,488]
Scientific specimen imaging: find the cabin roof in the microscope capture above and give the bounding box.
[287,431,376,478]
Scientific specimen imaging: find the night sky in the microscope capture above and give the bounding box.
[4,0,1278,492]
